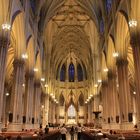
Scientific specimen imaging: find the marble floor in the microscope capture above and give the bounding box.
[66,133,77,140]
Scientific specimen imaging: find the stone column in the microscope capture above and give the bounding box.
[116,59,133,129]
[55,104,58,124]
[84,104,88,124]
[23,72,34,129]
[0,32,10,130]
[34,81,41,129]
[43,94,49,127]
[102,81,108,124]
[107,71,120,129]
[131,37,140,126]
[8,59,25,131]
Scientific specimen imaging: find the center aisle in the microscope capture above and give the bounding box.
[66,133,77,140]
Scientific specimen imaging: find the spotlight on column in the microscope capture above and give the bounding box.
[44,84,48,88]
[117,84,119,88]
[33,68,38,72]
[85,101,87,104]
[22,83,25,87]
[41,78,45,82]
[6,93,9,96]
[41,105,44,109]
[90,94,93,97]
[129,20,137,28]
[94,84,98,87]
[22,53,28,59]
[98,79,102,83]
[103,68,108,72]
[2,23,11,30]
[113,52,119,57]
[50,93,53,96]
[133,91,136,95]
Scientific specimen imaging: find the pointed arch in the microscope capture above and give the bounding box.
[59,93,65,106]
[69,63,75,82]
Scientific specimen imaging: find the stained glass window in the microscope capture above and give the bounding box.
[100,19,104,34]
[69,63,75,82]
[106,0,112,13]
[60,64,66,81]
[68,105,76,117]
[30,0,36,13]
[77,64,83,81]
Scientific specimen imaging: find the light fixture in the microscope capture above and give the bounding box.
[41,78,45,82]
[133,91,136,95]
[103,68,108,72]
[6,93,9,96]
[85,101,87,104]
[22,53,28,59]
[50,93,53,96]
[2,23,11,30]
[22,83,25,87]
[34,68,38,72]
[117,84,119,88]
[90,94,93,97]
[41,105,44,109]
[113,52,119,57]
[94,84,98,87]
[45,84,48,88]
[98,79,102,83]
[52,95,55,99]
[129,20,137,28]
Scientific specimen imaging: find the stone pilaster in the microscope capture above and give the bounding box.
[0,32,10,130]
[107,71,120,129]
[43,94,49,126]
[102,81,108,124]
[34,81,41,128]
[131,37,140,126]
[84,104,88,124]
[8,59,25,131]
[23,72,34,129]
[116,59,133,129]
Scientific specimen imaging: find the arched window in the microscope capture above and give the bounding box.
[77,64,83,81]
[106,0,112,13]
[30,0,36,13]
[56,64,60,80]
[60,64,66,81]
[82,63,87,80]
[59,94,64,106]
[79,93,84,106]
[68,105,76,117]
[100,18,104,34]
[69,63,75,82]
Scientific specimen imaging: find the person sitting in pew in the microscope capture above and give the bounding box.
[101,134,109,140]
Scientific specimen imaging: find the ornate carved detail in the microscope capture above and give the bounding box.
[34,81,41,87]
[107,70,116,80]
[25,71,34,79]
[116,59,128,66]
[0,31,10,47]
[13,59,25,68]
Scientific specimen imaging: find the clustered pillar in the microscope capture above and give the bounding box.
[0,31,10,129]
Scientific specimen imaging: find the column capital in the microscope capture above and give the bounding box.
[0,30,10,47]
[116,58,128,66]
[107,70,116,80]
[34,81,41,87]
[25,71,34,79]
[130,31,140,48]
[102,80,108,86]
[13,59,25,68]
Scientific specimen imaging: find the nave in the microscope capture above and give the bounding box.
[1,0,140,136]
